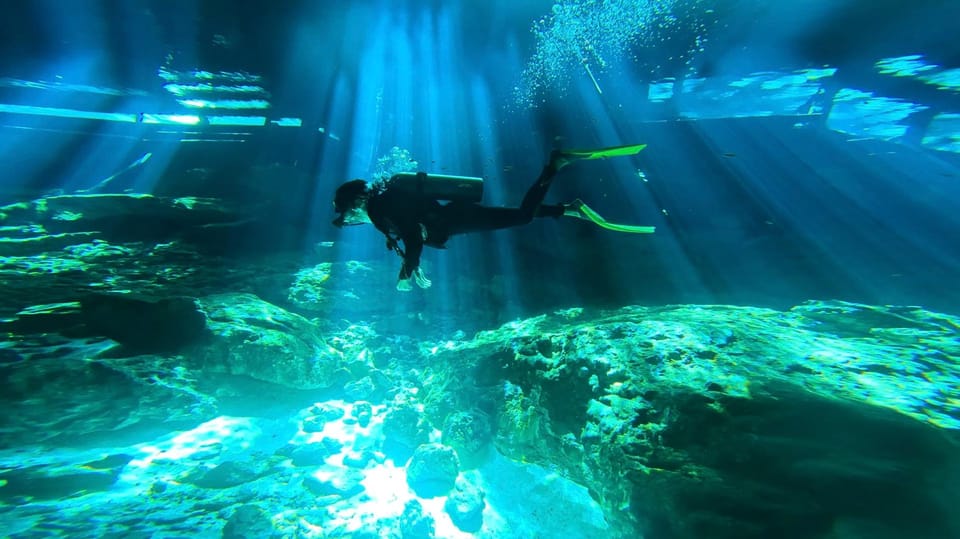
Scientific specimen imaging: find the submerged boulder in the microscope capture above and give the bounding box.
[405,443,459,498]
[79,293,209,352]
[222,504,278,539]
[441,410,492,468]
[382,403,431,463]
[184,459,274,489]
[421,301,960,538]
[444,476,485,532]
[399,499,435,539]
[196,293,350,389]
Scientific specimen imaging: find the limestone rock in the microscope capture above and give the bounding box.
[405,444,459,498]
[276,440,342,467]
[444,476,485,532]
[382,403,431,463]
[441,410,492,468]
[352,401,374,427]
[399,499,434,539]
[424,301,960,538]
[344,376,377,401]
[197,293,348,389]
[222,504,277,539]
[185,460,273,489]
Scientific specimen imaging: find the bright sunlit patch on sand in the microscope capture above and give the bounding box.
[129,416,260,467]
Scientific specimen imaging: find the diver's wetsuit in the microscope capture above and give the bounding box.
[366,162,564,279]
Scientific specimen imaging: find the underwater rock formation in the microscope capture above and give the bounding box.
[277,439,342,467]
[441,410,492,469]
[399,499,435,539]
[196,293,355,390]
[443,476,485,532]
[222,504,277,539]
[418,301,960,538]
[0,348,216,447]
[405,443,460,498]
[2,199,958,539]
[352,401,374,427]
[184,459,275,489]
[381,403,432,463]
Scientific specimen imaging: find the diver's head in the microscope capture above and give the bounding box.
[332,179,372,227]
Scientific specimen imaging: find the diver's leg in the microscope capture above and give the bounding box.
[439,153,579,236]
[518,144,649,216]
[536,204,564,218]
[443,203,566,237]
[519,159,563,218]
[442,204,531,236]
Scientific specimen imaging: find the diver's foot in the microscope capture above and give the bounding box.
[562,199,589,220]
[552,143,649,170]
[412,268,432,289]
[561,198,657,234]
[549,150,577,171]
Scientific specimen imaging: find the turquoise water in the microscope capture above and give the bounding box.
[1,1,959,538]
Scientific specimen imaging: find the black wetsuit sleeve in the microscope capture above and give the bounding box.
[367,189,430,279]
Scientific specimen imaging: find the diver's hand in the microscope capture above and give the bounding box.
[412,267,432,289]
[386,237,400,252]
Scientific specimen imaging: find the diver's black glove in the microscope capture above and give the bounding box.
[386,237,407,259]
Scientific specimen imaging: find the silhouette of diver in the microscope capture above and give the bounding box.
[332,144,655,291]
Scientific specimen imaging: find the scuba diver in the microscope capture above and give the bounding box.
[332,143,655,291]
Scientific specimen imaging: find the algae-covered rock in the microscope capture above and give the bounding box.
[276,439,342,467]
[222,504,278,539]
[0,349,216,447]
[0,462,121,501]
[307,402,346,422]
[444,476,485,532]
[419,301,960,539]
[287,263,332,309]
[0,231,99,256]
[399,499,434,539]
[496,383,549,452]
[405,443,459,498]
[441,411,492,468]
[196,293,349,389]
[381,403,431,463]
[301,403,349,432]
[352,401,374,427]
[344,376,378,402]
[184,459,274,489]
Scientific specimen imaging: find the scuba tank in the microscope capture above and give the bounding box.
[388,172,483,202]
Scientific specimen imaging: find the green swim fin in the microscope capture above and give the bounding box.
[564,199,655,234]
[558,143,648,161]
